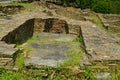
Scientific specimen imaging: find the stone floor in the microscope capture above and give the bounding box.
[24,33,77,67]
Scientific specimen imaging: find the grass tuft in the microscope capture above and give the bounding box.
[15,52,25,69]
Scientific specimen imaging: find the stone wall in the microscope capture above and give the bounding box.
[0,5,24,14]
[34,18,69,34]
[98,14,120,33]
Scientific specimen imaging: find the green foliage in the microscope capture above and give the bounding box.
[111,0,120,14]
[0,67,5,74]
[79,0,112,13]
[80,0,92,9]
[91,0,112,13]
[88,15,106,30]
[57,0,120,14]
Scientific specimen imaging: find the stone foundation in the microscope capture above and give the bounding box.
[98,14,120,33]
[1,18,70,44]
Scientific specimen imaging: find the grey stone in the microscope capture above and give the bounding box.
[0,41,17,58]
[25,58,65,67]
[80,61,92,66]
[24,33,77,67]
[25,43,69,67]
[0,41,17,68]
[95,72,112,80]
[12,66,19,71]
[98,14,120,32]
[80,21,120,60]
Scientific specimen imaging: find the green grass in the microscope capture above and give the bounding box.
[0,68,44,80]
[84,67,97,80]
[59,37,84,67]
[88,15,103,28]
[88,14,119,34]
[0,71,24,80]
[15,52,25,69]
[15,36,38,69]
[0,66,120,80]
[88,14,110,32]
[112,70,120,80]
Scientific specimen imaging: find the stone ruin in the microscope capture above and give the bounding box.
[0,2,120,72]
[0,5,24,19]
[98,14,120,33]
[0,18,81,68]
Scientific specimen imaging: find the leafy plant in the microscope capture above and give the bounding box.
[91,0,112,13]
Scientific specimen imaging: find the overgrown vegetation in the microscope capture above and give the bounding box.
[55,0,120,14]
[0,1,120,79]
[88,14,109,32]
[15,51,25,69]
[1,0,119,14]
[1,66,120,80]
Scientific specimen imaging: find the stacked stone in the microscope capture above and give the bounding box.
[0,41,18,68]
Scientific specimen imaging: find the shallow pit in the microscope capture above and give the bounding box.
[1,18,82,68]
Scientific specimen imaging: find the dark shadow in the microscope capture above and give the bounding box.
[1,19,34,44]
[43,18,53,32]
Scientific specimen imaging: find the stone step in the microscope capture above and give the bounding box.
[0,41,18,68]
[0,58,14,66]
[0,41,18,58]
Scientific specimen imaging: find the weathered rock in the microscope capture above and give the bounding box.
[0,5,24,14]
[0,58,14,67]
[34,18,69,34]
[0,41,18,68]
[80,21,120,60]
[55,8,86,21]
[98,14,120,33]
[80,61,92,66]
[95,72,112,80]
[0,41,17,58]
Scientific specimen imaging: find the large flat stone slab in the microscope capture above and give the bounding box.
[98,14,120,32]
[24,33,77,67]
[80,21,120,60]
[0,41,17,58]
[25,44,69,67]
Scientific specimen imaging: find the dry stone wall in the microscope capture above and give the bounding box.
[98,14,120,33]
